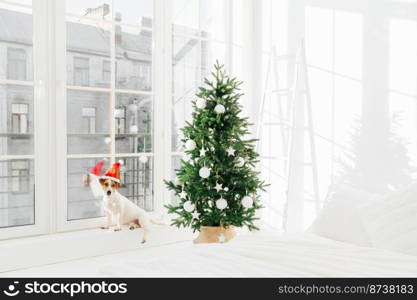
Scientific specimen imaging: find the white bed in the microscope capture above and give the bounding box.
[4,231,417,277]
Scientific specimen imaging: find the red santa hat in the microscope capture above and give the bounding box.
[89,160,105,176]
[101,161,122,183]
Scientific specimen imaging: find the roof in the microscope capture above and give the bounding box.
[0,8,152,62]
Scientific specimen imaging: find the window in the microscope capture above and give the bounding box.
[170,0,240,206]
[138,62,151,90]
[73,57,90,86]
[102,60,111,82]
[0,1,36,237]
[0,0,244,239]
[64,0,155,225]
[82,107,96,134]
[11,103,29,134]
[11,160,30,193]
[7,48,27,81]
[115,106,126,134]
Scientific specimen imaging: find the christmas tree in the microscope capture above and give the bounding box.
[165,62,266,232]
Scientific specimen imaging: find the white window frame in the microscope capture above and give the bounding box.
[55,0,165,232]
[0,0,50,240]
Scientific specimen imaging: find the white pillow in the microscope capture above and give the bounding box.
[309,186,379,247]
[359,183,417,256]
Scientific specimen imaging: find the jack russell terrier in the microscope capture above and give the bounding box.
[88,160,163,243]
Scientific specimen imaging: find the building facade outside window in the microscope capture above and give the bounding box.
[102,60,110,82]
[73,57,89,86]
[7,48,27,81]
[11,160,30,193]
[81,107,96,134]
[11,103,29,134]
[115,106,126,134]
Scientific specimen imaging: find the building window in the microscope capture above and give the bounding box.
[11,160,30,193]
[103,60,111,82]
[82,107,96,134]
[11,103,29,134]
[74,57,90,86]
[138,62,151,89]
[7,48,26,81]
[115,106,126,134]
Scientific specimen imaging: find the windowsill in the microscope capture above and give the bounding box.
[0,225,195,274]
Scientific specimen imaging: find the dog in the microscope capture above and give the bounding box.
[99,178,163,243]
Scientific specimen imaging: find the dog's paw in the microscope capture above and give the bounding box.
[114,228,122,232]
[100,226,109,230]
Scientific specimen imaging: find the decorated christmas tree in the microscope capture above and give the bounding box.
[165,62,266,234]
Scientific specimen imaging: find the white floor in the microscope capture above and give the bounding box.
[1,241,191,277]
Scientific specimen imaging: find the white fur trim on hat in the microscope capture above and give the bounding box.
[100,175,121,183]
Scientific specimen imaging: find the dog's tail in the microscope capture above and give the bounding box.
[150,218,166,225]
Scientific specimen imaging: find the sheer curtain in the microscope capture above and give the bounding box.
[258,0,417,231]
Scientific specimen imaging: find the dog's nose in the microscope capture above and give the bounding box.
[107,190,111,196]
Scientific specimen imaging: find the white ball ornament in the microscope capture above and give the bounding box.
[236,157,245,167]
[128,103,138,112]
[183,201,195,212]
[199,167,211,179]
[216,198,228,210]
[242,196,253,208]
[214,104,225,114]
[196,98,206,109]
[129,125,138,134]
[104,137,111,144]
[185,139,196,151]
[139,156,148,164]
[182,153,190,162]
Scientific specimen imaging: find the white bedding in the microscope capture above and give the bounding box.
[4,232,417,277]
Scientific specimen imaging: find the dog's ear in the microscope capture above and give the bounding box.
[99,178,106,186]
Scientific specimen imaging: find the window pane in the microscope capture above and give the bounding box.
[67,17,111,88]
[334,11,362,79]
[171,95,192,152]
[67,158,110,220]
[305,6,333,70]
[0,4,33,81]
[113,0,153,26]
[115,25,152,91]
[172,0,199,31]
[200,0,226,41]
[115,93,152,153]
[172,35,200,95]
[0,85,33,155]
[0,159,34,228]
[66,0,112,20]
[67,90,111,154]
[117,156,153,211]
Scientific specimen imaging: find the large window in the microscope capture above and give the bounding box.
[259,0,417,232]
[0,0,253,239]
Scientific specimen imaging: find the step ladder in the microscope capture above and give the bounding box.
[257,41,320,232]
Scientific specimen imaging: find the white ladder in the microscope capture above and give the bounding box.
[257,41,320,232]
